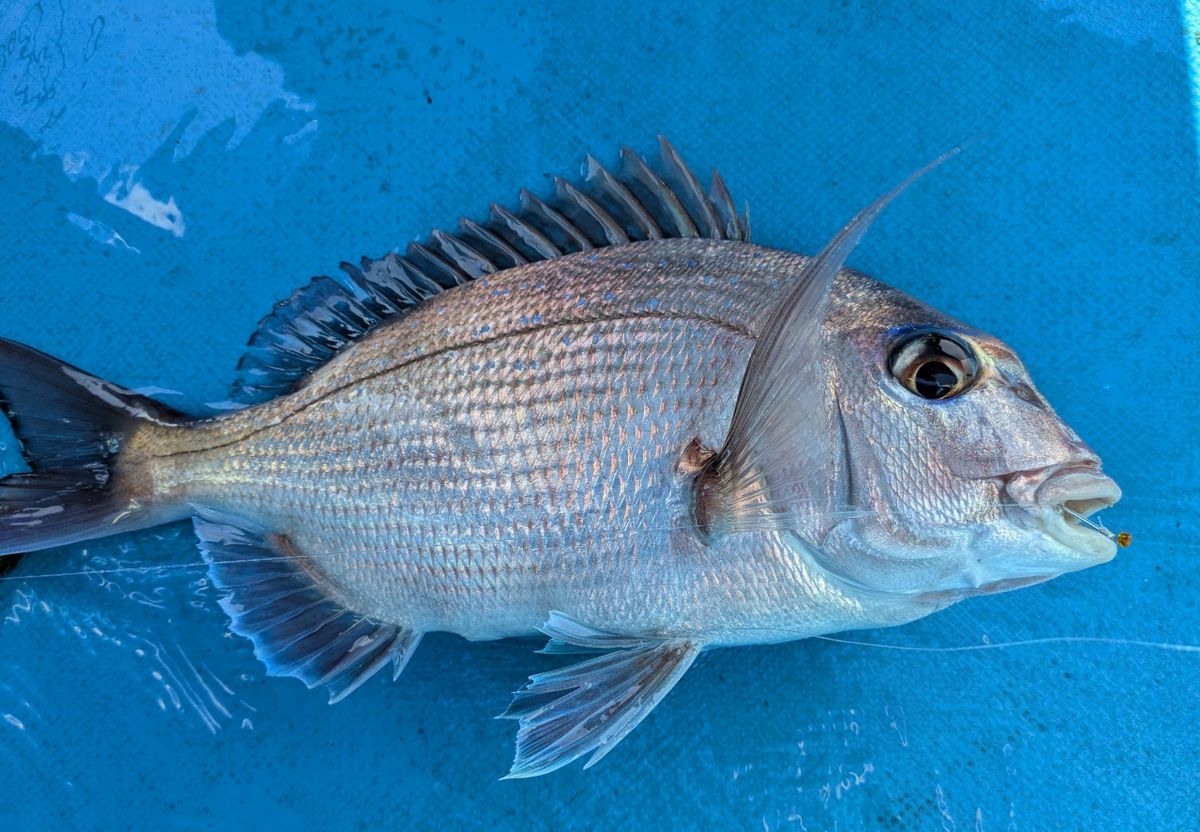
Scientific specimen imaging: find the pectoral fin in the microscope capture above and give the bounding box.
[699,147,965,535]
[500,612,701,779]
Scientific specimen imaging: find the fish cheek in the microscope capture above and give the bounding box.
[837,373,979,542]
[833,336,998,542]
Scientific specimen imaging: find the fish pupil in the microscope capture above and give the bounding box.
[913,361,957,399]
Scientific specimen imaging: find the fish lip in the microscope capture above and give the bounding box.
[1021,466,1122,561]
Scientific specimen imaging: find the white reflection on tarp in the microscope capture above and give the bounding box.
[0,528,259,736]
[0,0,314,240]
[65,211,141,252]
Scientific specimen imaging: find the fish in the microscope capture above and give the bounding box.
[0,138,1121,778]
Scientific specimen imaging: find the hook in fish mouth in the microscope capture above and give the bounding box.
[1026,466,1122,560]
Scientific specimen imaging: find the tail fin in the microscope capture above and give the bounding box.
[0,339,188,557]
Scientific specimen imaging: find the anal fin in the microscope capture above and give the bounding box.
[500,611,701,779]
[192,510,421,704]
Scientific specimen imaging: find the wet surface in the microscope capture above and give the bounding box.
[0,1,1197,829]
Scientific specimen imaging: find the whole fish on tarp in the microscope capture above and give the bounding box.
[0,139,1121,777]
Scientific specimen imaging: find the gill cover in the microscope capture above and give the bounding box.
[696,148,964,536]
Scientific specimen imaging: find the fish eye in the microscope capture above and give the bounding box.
[888,332,979,400]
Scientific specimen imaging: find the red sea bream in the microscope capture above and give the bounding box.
[0,140,1121,777]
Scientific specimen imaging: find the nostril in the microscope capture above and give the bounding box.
[1065,452,1102,472]
[1012,383,1041,405]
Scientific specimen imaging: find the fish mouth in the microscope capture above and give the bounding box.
[1022,466,1122,561]
[911,465,1122,606]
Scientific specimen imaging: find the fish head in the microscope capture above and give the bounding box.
[817,270,1121,600]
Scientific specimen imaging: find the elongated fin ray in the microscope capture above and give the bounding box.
[193,509,422,703]
[500,612,701,779]
[700,147,964,535]
[230,138,746,405]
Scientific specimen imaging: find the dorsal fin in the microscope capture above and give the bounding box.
[230,137,750,405]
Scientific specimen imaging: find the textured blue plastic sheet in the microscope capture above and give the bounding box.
[0,1,1196,828]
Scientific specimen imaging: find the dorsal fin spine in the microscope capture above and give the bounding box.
[553,177,630,246]
[518,190,593,253]
[458,217,529,267]
[489,203,562,260]
[230,139,750,405]
[657,136,722,239]
[391,254,443,297]
[584,155,664,240]
[340,261,401,316]
[407,241,469,288]
[431,229,497,279]
[619,146,699,238]
[353,253,437,312]
[707,169,745,241]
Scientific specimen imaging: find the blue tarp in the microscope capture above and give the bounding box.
[0,1,1196,828]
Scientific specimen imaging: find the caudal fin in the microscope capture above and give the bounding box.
[0,339,187,557]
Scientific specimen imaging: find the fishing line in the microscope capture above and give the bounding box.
[0,555,281,583]
[812,634,1200,655]
[6,552,1197,658]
